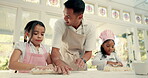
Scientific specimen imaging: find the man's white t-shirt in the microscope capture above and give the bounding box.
[52,19,96,51]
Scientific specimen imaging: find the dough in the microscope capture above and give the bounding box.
[30,68,57,74]
[103,66,132,72]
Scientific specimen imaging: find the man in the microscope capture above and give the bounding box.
[51,0,96,74]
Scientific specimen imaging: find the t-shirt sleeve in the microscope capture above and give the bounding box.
[52,19,65,48]
[14,42,26,53]
[84,24,96,51]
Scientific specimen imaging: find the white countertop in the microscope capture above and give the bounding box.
[0,70,148,78]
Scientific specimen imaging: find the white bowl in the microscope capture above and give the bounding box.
[133,63,148,75]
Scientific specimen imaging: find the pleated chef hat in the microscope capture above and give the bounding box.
[99,30,115,42]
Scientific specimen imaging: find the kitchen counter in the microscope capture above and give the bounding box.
[0,70,148,78]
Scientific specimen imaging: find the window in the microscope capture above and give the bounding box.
[23,0,40,4]
[44,15,59,47]
[47,0,60,7]
[135,14,142,24]
[20,10,40,42]
[98,6,107,17]
[115,35,128,64]
[137,29,147,61]
[144,16,148,24]
[85,3,94,14]
[0,5,17,70]
[123,11,130,22]
[112,9,120,19]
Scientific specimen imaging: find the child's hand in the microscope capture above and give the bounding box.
[46,64,59,72]
[46,64,55,69]
[107,61,116,66]
[116,62,123,67]
[107,61,122,67]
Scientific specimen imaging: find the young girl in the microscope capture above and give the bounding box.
[9,20,55,73]
[92,30,123,70]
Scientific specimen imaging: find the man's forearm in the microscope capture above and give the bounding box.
[82,51,92,62]
[51,48,62,65]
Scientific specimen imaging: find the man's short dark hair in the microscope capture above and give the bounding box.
[64,0,85,14]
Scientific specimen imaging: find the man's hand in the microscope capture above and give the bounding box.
[51,48,72,74]
[75,58,86,68]
[55,59,73,75]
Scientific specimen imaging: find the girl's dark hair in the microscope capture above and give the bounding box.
[64,0,85,14]
[24,20,45,43]
[100,39,115,58]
